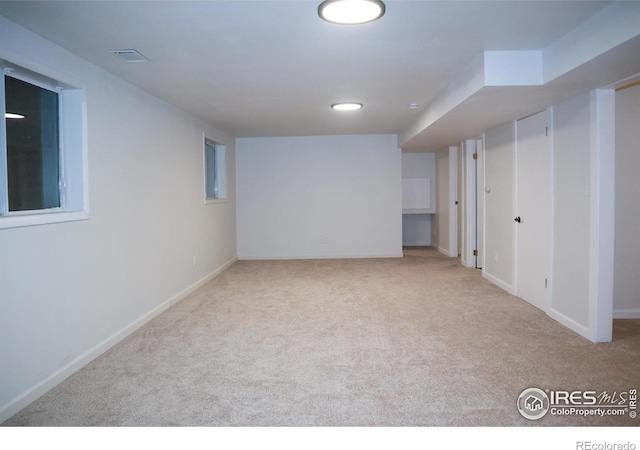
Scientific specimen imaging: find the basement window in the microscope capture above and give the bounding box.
[0,60,88,229]
[204,138,226,203]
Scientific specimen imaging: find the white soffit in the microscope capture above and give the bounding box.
[400,1,640,151]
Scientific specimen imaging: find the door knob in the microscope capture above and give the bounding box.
[514,216,521,223]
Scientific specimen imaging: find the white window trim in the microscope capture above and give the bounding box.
[0,55,89,229]
[203,135,227,205]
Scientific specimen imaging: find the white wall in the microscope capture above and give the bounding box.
[402,152,436,182]
[0,17,237,421]
[401,153,435,246]
[482,122,515,292]
[614,83,640,318]
[480,90,615,342]
[402,215,431,246]
[551,93,591,327]
[236,135,402,259]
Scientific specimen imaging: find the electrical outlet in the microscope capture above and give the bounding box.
[494,252,499,263]
[320,237,328,245]
[193,256,197,267]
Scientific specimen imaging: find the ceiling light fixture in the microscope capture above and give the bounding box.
[318,0,385,25]
[331,102,363,111]
[5,113,25,119]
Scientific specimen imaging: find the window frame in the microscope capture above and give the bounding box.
[0,57,88,229]
[203,136,227,204]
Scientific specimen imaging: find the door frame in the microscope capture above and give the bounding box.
[476,137,484,269]
[461,139,476,268]
[460,137,485,269]
[448,146,458,258]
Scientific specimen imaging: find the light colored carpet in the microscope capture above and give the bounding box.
[4,247,640,426]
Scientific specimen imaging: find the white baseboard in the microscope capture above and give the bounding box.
[238,253,403,260]
[461,257,477,269]
[432,244,452,257]
[402,241,431,247]
[481,270,598,342]
[482,271,515,295]
[613,308,640,319]
[548,307,593,342]
[0,257,237,424]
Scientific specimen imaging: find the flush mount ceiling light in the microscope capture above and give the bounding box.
[331,102,363,111]
[318,0,385,25]
[5,113,25,119]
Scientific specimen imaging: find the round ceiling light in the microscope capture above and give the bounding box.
[331,102,363,111]
[318,0,385,25]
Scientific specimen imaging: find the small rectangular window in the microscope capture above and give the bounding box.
[5,75,61,212]
[204,138,226,202]
[0,59,88,229]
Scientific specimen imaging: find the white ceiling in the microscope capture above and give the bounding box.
[1,0,638,151]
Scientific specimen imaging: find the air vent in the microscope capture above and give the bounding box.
[109,49,149,63]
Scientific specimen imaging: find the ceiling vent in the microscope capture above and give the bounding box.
[108,49,149,63]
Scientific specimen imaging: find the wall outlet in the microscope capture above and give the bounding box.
[494,252,499,263]
[320,237,329,245]
[193,255,197,267]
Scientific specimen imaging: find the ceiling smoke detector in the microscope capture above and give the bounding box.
[109,49,149,63]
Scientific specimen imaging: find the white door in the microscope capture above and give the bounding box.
[515,109,552,312]
[476,137,484,269]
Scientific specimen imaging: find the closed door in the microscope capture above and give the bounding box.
[515,109,552,312]
[475,137,484,269]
